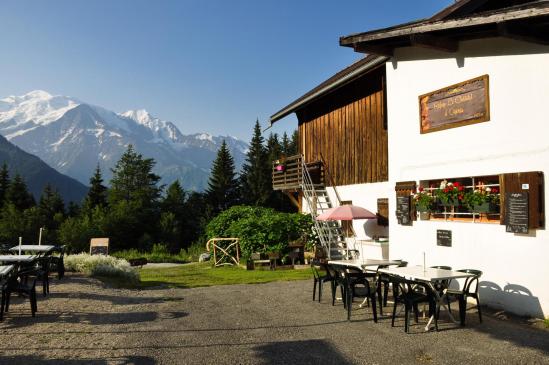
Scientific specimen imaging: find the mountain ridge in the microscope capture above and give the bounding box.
[0,91,248,191]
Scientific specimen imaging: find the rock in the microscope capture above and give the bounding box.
[198,253,210,262]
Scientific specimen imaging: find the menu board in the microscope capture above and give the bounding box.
[419,75,489,134]
[437,230,452,247]
[90,238,109,255]
[396,195,412,226]
[505,192,529,233]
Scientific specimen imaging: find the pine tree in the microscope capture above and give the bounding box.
[161,180,186,215]
[281,132,290,156]
[6,173,35,210]
[39,184,65,230]
[240,120,270,206]
[85,164,108,210]
[0,163,10,207]
[206,140,239,214]
[109,145,161,208]
[289,129,299,155]
[266,132,281,164]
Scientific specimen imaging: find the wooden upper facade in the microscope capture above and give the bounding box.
[296,65,388,186]
[270,58,389,188]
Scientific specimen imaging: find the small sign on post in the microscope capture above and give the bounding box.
[90,238,109,255]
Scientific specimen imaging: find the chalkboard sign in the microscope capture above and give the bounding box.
[505,192,529,233]
[437,230,452,247]
[90,237,109,255]
[396,195,412,226]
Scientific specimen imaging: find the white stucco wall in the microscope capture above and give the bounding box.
[385,38,549,318]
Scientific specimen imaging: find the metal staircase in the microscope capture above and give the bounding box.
[299,156,346,259]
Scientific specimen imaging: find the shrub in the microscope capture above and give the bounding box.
[205,205,316,260]
[64,253,139,283]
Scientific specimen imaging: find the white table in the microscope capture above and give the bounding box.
[378,266,475,330]
[0,265,14,276]
[328,259,402,270]
[0,255,39,263]
[10,245,56,254]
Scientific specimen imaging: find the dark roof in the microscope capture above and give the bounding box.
[340,0,549,55]
[269,54,387,124]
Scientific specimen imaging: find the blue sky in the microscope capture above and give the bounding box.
[0,0,451,141]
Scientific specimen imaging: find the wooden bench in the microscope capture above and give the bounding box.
[251,253,270,269]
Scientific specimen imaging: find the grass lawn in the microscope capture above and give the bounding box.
[138,262,313,288]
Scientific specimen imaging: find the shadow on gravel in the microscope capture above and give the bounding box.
[1,311,188,329]
[253,339,353,365]
[470,311,549,356]
[49,292,173,305]
[0,355,155,365]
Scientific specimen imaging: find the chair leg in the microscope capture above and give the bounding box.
[318,281,323,302]
[476,297,482,323]
[31,287,37,317]
[404,303,410,333]
[371,292,378,323]
[331,282,336,306]
[0,289,4,321]
[347,286,352,321]
[383,283,389,307]
[377,282,383,315]
[459,296,466,326]
[5,290,10,312]
[313,279,317,301]
[391,299,398,327]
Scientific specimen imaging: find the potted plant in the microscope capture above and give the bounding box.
[434,180,465,207]
[463,184,500,213]
[413,187,434,220]
[274,158,286,172]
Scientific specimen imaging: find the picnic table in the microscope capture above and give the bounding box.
[0,255,39,263]
[10,245,56,254]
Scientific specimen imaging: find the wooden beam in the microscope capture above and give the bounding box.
[409,34,459,52]
[354,43,394,57]
[284,192,300,210]
[497,22,549,45]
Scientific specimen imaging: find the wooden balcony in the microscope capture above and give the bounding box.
[272,154,324,191]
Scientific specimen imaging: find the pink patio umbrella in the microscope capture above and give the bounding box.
[315,205,377,221]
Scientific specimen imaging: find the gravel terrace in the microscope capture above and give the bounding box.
[0,273,547,365]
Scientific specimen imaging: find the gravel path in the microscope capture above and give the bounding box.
[0,273,547,364]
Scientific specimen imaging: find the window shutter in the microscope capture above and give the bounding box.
[395,181,416,225]
[500,172,544,229]
[377,198,389,226]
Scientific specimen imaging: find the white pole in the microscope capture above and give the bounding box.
[19,236,22,256]
[423,251,426,272]
[38,227,43,246]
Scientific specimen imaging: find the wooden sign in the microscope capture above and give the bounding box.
[505,192,529,233]
[437,230,452,247]
[419,75,490,134]
[90,237,109,255]
[396,195,412,226]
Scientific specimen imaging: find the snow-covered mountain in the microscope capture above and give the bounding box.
[0,90,248,191]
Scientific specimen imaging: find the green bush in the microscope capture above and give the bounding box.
[64,253,139,283]
[205,205,315,260]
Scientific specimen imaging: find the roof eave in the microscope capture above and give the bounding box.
[269,55,388,125]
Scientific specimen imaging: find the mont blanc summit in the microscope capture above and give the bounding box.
[0,91,247,190]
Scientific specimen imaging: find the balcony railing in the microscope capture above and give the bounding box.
[272,154,323,191]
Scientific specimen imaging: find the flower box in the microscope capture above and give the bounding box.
[472,202,500,213]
